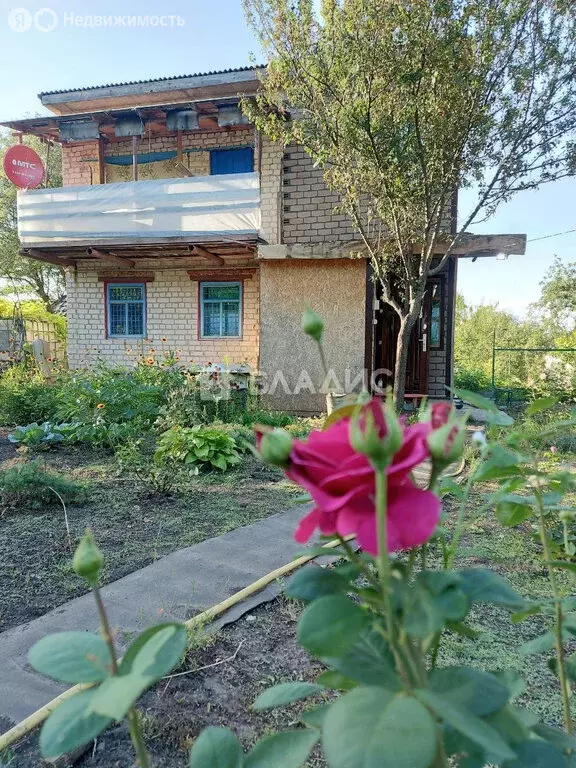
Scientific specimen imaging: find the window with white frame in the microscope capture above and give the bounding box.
[106,283,146,337]
[200,282,242,338]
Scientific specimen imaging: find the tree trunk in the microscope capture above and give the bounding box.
[392,307,420,411]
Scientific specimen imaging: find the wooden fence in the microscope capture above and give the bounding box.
[0,317,66,366]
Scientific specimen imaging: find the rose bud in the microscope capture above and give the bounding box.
[73,529,104,585]
[350,400,403,469]
[259,429,294,467]
[427,421,465,466]
[301,308,324,342]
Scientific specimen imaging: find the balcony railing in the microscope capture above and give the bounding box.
[17,172,260,247]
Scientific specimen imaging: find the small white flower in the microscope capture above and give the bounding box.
[472,430,487,446]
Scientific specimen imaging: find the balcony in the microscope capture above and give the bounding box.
[17,172,260,250]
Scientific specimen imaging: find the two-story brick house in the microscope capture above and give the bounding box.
[2,66,526,412]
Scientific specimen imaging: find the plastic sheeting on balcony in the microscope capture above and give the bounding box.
[16,172,260,247]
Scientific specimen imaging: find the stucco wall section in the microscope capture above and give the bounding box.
[259,259,367,413]
[282,145,357,245]
[66,256,259,370]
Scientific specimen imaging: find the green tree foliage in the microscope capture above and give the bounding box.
[453,295,575,394]
[0,134,65,312]
[0,297,67,339]
[243,0,576,405]
[535,257,576,332]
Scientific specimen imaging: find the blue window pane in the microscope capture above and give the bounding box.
[127,303,144,335]
[109,303,126,335]
[203,285,240,301]
[109,285,143,302]
[210,147,253,175]
[222,302,239,336]
[203,303,221,337]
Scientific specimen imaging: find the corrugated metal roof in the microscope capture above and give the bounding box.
[38,65,265,97]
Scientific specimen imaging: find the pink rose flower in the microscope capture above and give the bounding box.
[259,400,441,555]
[431,401,454,429]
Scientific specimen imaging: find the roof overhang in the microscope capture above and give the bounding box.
[38,67,263,116]
[20,236,261,268]
[0,96,255,142]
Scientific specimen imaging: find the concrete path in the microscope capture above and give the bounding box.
[0,458,454,729]
[0,504,313,726]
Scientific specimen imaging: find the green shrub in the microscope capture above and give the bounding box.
[240,409,295,428]
[156,382,255,431]
[155,425,241,472]
[453,366,491,393]
[0,369,60,426]
[0,461,87,511]
[115,437,195,494]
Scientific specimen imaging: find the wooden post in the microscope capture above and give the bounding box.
[132,135,138,181]
[97,138,106,185]
[44,140,51,188]
[176,130,183,163]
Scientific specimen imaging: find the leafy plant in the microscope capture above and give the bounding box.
[115,437,194,495]
[0,369,60,426]
[8,422,68,449]
[187,315,576,767]
[155,425,241,472]
[28,531,186,765]
[0,460,87,511]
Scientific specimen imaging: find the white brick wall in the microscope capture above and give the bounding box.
[66,258,260,370]
[282,146,357,244]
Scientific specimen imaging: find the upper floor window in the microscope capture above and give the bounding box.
[200,282,242,338]
[107,283,146,337]
[210,147,254,175]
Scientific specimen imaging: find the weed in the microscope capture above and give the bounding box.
[0,460,88,512]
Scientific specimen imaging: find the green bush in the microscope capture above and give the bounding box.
[453,366,492,393]
[115,436,196,495]
[240,409,295,428]
[0,461,87,511]
[0,369,60,426]
[155,425,241,472]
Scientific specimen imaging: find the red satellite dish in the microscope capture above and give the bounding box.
[3,144,45,189]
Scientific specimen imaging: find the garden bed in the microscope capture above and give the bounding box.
[3,485,576,768]
[0,434,302,632]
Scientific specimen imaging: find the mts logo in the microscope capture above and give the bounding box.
[12,159,37,169]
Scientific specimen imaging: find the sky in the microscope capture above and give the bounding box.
[0,0,574,317]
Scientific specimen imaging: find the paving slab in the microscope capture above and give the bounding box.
[0,504,314,726]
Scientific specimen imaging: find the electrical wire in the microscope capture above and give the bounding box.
[527,227,576,243]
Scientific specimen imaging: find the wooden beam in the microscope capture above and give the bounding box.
[24,249,75,267]
[190,245,225,265]
[428,234,527,256]
[87,248,135,267]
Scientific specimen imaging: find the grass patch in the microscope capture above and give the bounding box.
[0,443,302,631]
[435,483,575,728]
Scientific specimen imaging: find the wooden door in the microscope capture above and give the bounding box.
[374,291,430,396]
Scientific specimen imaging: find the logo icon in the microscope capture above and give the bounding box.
[7,7,32,31]
[34,7,57,32]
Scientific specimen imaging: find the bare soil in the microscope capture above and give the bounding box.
[0,435,301,631]
[4,598,328,768]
